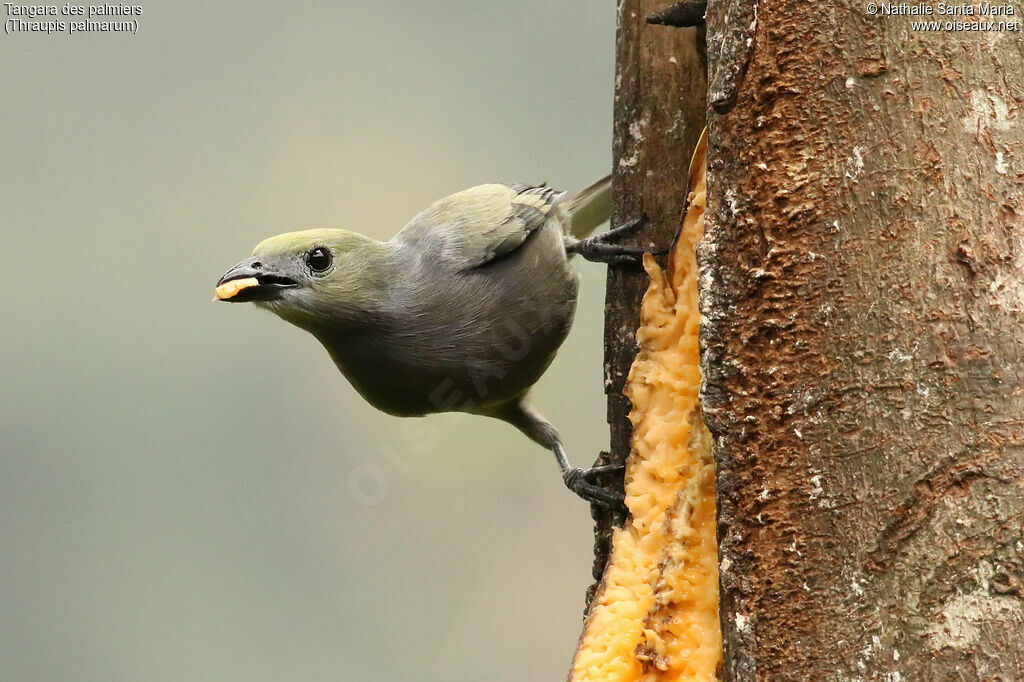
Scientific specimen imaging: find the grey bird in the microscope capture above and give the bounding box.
[215,176,643,506]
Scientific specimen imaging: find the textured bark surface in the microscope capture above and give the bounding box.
[701,1,1024,679]
[592,0,708,597]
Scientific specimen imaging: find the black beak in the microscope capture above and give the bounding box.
[215,258,299,303]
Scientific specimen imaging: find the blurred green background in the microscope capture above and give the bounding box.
[1,2,614,681]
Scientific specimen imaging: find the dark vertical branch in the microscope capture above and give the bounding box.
[589,0,707,601]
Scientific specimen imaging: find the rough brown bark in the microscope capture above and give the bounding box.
[701,1,1024,679]
[591,0,708,599]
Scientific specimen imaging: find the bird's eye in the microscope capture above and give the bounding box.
[306,246,332,272]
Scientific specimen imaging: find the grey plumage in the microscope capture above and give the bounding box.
[215,175,623,505]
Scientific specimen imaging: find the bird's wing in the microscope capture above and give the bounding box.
[394,183,565,271]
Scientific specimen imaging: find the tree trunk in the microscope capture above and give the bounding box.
[702,1,1024,679]
[580,0,1024,679]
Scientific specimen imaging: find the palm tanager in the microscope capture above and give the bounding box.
[215,176,645,507]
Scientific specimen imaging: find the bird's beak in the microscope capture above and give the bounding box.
[215,259,299,303]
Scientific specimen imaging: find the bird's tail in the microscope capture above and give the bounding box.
[563,174,612,238]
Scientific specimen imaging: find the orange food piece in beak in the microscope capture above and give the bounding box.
[215,277,259,301]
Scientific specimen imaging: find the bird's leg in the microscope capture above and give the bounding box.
[566,215,652,265]
[499,401,627,510]
[553,442,626,510]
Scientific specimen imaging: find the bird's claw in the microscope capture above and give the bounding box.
[564,466,627,510]
[570,215,652,266]
[581,463,626,479]
[646,1,708,27]
[602,214,649,240]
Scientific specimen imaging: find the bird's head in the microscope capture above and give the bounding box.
[215,228,386,329]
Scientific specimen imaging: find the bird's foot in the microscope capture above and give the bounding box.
[564,465,627,511]
[568,215,652,265]
[646,1,708,27]
[600,214,649,241]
